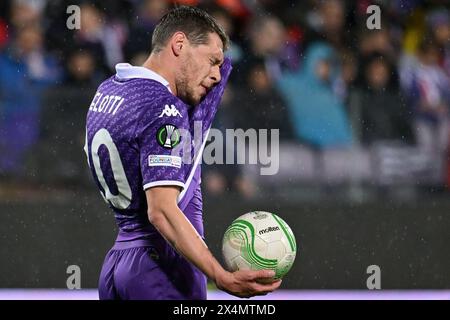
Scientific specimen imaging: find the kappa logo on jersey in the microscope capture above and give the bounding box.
[158,104,182,118]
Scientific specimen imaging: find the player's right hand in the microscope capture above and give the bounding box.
[215,269,282,298]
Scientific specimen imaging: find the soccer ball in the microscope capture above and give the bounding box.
[222,211,297,280]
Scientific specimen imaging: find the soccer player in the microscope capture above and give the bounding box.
[84,6,281,300]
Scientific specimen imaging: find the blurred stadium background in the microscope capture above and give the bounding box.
[0,0,450,299]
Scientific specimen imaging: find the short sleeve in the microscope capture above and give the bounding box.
[136,93,190,191]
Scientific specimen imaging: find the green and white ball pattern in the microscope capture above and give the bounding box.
[222,211,297,279]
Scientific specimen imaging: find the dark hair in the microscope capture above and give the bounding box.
[360,52,399,90]
[151,6,229,53]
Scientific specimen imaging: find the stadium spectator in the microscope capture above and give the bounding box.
[359,28,398,62]
[276,42,353,149]
[124,0,169,62]
[232,59,293,140]
[0,24,61,177]
[350,53,414,145]
[74,2,126,73]
[9,0,41,30]
[303,0,351,52]
[64,47,103,87]
[408,39,450,155]
[234,15,287,83]
[427,8,450,77]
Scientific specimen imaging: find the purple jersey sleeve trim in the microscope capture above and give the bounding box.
[143,180,185,191]
[177,128,210,203]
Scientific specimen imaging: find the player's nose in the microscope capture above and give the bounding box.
[209,65,221,85]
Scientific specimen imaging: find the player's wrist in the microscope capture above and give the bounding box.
[213,266,232,290]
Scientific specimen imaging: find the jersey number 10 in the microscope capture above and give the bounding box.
[84,128,132,209]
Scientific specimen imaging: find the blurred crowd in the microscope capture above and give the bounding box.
[0,0,449,197]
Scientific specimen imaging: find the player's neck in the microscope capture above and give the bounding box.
[142,54,177,95]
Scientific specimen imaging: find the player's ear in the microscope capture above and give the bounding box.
[171,32,186,57]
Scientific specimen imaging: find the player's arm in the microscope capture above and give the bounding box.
[145,186,282,298]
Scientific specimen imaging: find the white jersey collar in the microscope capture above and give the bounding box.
[115,63,172,93]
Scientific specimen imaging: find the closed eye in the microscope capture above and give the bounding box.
[210,57,223,66]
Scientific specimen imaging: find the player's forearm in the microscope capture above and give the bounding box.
[148,206,226,283]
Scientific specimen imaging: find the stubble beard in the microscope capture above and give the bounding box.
[175,58,201,107]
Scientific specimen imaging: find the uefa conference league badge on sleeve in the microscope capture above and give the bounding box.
[156,124,181,149]
[147,124,183,169]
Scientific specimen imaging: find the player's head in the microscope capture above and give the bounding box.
[151,6,229,106]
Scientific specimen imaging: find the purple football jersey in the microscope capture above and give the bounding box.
[84,63,224,242]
